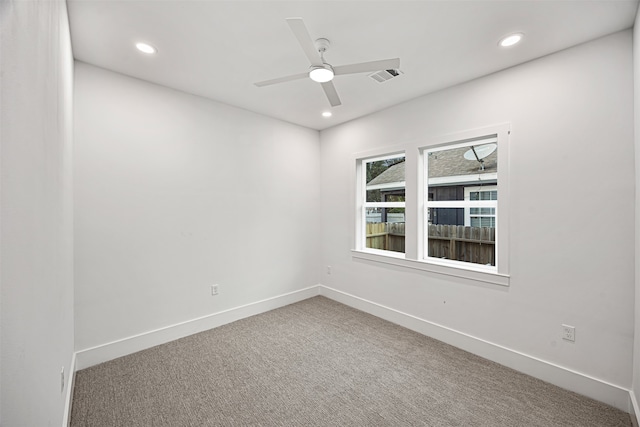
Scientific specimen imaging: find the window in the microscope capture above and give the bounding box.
[424,136,498,269]
[465,186,497,227]
[361,153,406,254]
[353,124,509,286]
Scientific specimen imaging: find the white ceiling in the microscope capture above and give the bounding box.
[68,0,638,131]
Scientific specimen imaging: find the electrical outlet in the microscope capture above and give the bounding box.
[61,367,65,393]
[211,284,219,296]
[327,266,332,275]
[562,324,575,342]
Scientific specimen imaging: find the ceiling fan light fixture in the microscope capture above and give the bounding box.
[309,65,334,83]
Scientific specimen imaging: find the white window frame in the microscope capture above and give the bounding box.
[423,137,499,273]
[352,124,510,287]
[358,152,406,257]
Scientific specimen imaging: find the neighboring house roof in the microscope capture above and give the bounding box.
[366,146,497,190]
[367,161,405,187]
[429,146,497,179]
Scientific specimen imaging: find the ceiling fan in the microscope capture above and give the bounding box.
[254,17,400,107]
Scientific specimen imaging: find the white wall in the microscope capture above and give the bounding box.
[0,0,75,425]
[632,3,640,419]
[320,30,634,404]
[74,63,320,352]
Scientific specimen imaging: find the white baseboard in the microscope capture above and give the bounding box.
[319,285,632,412]
[75,286,320,370]
[72,284,631,413]
[62,352,76,427]
[630,390,639,426]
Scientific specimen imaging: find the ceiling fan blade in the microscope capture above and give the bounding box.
[333,58,401,76]
[321,81,342,107]
[254,72,308,87]
[286,17,323,67]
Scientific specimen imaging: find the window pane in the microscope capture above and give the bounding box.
[425,139,498,267]
[366,208,405,253]
[366,156,405,202]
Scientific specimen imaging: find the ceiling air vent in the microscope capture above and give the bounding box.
[369,69,403,83]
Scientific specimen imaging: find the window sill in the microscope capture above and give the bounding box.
[351,249,510,287]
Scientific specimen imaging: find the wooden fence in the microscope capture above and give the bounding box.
[366,222,405,253]
[366,223,495,266]
[427,224,495,266]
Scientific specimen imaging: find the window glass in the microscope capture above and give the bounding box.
[363,155,405,254]
[425,139,497,267]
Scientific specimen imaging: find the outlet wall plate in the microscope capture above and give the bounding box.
[562,324,575,342]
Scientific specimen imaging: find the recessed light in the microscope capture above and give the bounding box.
[135,42,157,54]
[499,33,524,48]
[322,111,332,118]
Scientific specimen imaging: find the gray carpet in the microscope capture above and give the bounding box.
[71,296,631,426]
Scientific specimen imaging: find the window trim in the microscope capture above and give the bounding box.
[351,249,510,287]
[352,124,510,287]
